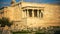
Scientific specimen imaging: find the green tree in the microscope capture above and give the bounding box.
[0,17,13,27]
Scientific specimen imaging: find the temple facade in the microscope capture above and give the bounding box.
[0,0,60,31]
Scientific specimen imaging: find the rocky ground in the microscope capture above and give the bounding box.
[0,26,60,34]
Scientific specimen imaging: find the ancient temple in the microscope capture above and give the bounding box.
[0,0,60,31]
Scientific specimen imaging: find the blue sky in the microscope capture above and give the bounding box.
[0,0,60,8]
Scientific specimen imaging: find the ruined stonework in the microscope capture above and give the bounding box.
[0,2,60,32]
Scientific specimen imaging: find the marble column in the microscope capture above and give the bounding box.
[32,9,34,17]
[37,9,39,18]
[26,9,29,18]
[41,10,43,18]
[24,9,26,18]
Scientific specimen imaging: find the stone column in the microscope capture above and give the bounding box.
[37,9,39,18]
[24,10,26,18]
[26,9,29,18]
[23,9,24,18]
[32,9,34,17]
[39,12,41,18]
[22,9,24,18]
[41,10,43,18]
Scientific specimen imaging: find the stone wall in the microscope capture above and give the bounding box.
[2,2,60,30]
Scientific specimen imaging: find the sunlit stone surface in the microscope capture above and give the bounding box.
[0,0,60,34]
[2,2,60,28]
